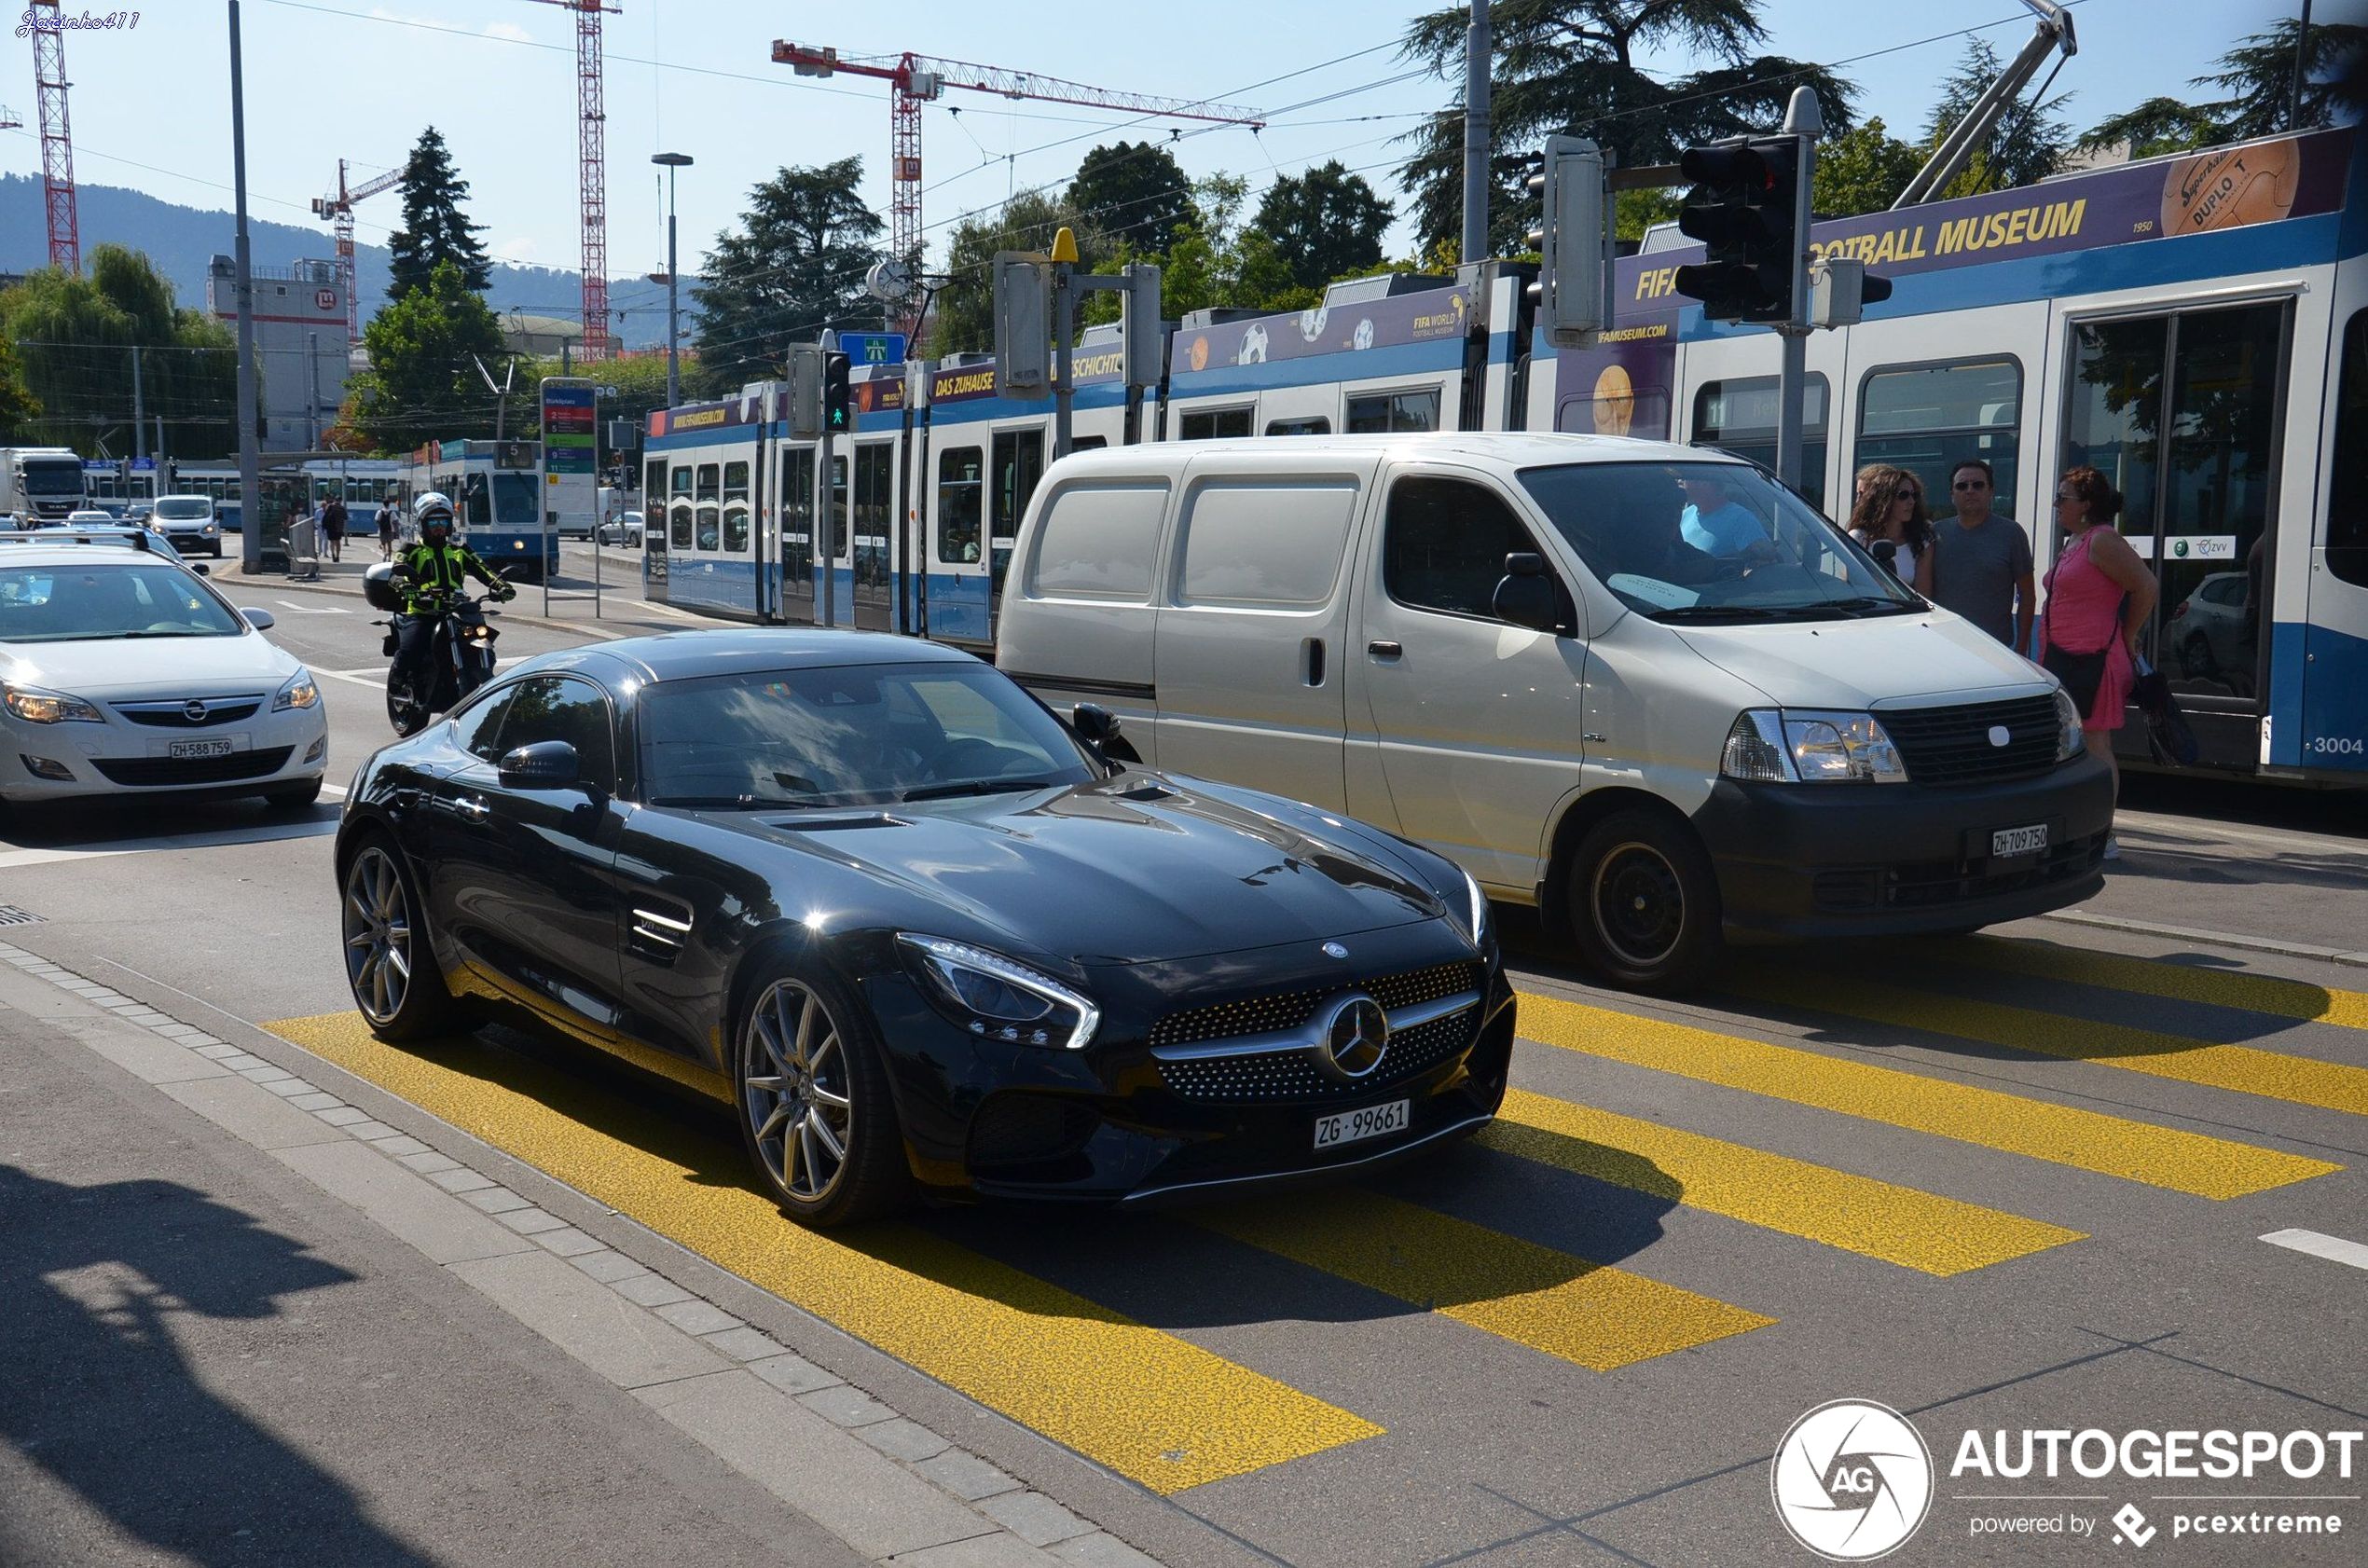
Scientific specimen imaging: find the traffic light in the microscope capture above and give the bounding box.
[1523,134,1607,349]
[822,351,852,433]
[1671,136,1803,324]
[1809,255,1894,328]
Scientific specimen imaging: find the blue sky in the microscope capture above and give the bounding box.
[0,0,2324,326]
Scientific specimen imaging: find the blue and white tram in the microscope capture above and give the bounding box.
[395,440,561,582]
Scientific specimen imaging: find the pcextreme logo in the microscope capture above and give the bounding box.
[1771,1400,1935,1561]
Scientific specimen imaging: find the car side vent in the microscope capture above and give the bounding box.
[1113,782,1174,802]
[763,813,908,832]
[628,901,694,961]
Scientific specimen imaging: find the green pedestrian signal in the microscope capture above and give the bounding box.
[823,351,852,432]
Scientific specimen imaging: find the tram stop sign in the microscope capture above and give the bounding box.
[838,332,908,367]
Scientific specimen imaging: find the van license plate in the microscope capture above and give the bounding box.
[168,738,235,760]
[1990,824,2048,858]
[1315,1099,1410,1150]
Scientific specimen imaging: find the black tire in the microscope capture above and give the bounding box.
[733,957,912,1229]
[340,835,461,1042]
[387,683,430,737]
[1566,809,1723,994]
[264,776,324,810]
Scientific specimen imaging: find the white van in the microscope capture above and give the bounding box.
[997,434,2113,990]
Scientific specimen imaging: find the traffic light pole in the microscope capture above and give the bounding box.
[1773,89,1824,495]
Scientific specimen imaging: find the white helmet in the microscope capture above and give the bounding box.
[412,491,456,535]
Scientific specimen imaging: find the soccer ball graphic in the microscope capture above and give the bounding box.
[1237,323,1270,364]
[1352,318,1375,351]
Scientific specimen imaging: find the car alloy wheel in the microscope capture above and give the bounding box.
[742,980,855,1204]
[1591,840,1687,970]
[344,846,414,1025]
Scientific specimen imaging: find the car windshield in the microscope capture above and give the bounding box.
[0,562,242,642]
[1516,460,1921,623]
[640,662,1095,808]
[156,498,210,519]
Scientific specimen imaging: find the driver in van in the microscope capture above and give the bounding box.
[1594,467,1729,589]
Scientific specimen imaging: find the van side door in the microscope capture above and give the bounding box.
[1351,465,1589,895]
[1151,452,1375,811]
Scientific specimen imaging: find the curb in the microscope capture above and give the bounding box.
[227,567,699,641]
[2038,908,2368,970]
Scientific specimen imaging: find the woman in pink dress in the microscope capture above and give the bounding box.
[2039,466,2157,858]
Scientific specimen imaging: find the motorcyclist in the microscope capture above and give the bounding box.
[390,491,514,705]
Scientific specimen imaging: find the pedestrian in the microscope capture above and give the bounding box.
[320,492,348,563]
[1928,459,2035,651]
[376,496,398,560]
[1847,465,1935,596]
[2039,466,2157,860]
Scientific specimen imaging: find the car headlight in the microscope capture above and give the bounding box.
[274,670,321,711]
[2,683,103,724]
[202,524,218,535]
[2053,686,2085,762]
[897,934,1101,1050]
[1720,708,1907,783]
[1448,865,1493,950]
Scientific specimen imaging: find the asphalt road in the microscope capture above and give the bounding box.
[4,598,2363,1568]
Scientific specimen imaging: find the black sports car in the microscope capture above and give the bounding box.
[334,630,1514,1227]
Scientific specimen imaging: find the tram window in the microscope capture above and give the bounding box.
[1855,358,2020,521]
[695,464,719,503]
[2327,311,2368,587]
[1692,375,1829,500]
[1268,417,1331,436]
[669,464,694,549]
[938,447,984,564]
[723,461,750,554]
[828,455,849,560]
[1346,391,1441,433]
[461,473,493,527]
[1074,436,1108,452]
[492,474,538,527]
[1179,407,1252,441]
[644,459,667,539]
[991,430,1044,576]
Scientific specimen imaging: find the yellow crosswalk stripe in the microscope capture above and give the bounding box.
[1933,936,2368,1034]
[1192,1188,1771,1371]
[1484,1090,2084,1276]
[1512,989,2337,1199]
[1736,966,2368,1120]
[266,1013,1381,1493]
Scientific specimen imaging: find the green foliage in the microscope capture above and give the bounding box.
[1924,40,2074,197]
[386,127,492,299]
[346,260,513,452]
[692,158,884,396]
[1396,0,1856,256]
[2078,21,2368,157]
[0,333,40,434]
[0,245,238,458]
[1067,142,1200,255]
[1813,117,1923,219]
[932,193,1110,357]
[1252,161,1395,291]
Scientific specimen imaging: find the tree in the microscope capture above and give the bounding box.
[2079,21,2368,158]
[386,127,492,299]
[0,245,239,458]
[692,158,884,395]
[1813,117,1923,218]
[932,192,1110,357]
[0,333,40,437]
[1068,142,1200,255]
[346,259,511,452]
[1923,39,2073,198]
[1396,0,1856,256]
[1253,161,1395,291]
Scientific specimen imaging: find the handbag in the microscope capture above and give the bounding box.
[2131,653,2201,765]
[2041,640,2109,716]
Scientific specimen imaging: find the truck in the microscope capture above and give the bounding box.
[0,447,89,526]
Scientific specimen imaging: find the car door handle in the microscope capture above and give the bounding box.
[1368,640,1403,658]
[451,796,489,822]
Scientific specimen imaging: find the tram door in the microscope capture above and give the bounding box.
[642,458,668,590]
[987,428,1044,640]
[779,447,817,626]
[2061,299,2291,759]
[851,442,895,631]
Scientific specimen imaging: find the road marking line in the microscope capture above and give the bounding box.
[2259,1228,2368,1272]
[1737,965,2368,1120]
[271,598,351,614]
[1934,935,2368,1034]
[314,667,386,690]
[1484,1090,2084,1276]
[1512,988,2337,1200]
[264,1011,1381,1492]
[1192,1188,1771,1371]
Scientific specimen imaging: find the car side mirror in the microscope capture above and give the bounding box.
[498,740,582,790]
[192,563,211,577]
[241,607,275,629]
[1072,703,1122,745]
[1494,553,1565,634]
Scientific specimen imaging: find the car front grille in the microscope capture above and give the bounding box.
[1147,961,1480,1052]
[1156,1002,1480,1104]
[91,747,293,786]
[1811,831,2108,912]
[112,697,266,728]
[1880,695,2062,786]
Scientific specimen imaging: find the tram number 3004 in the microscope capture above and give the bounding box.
[2305,736,2365,756]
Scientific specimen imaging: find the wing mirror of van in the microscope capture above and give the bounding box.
[1494,553,1567,635]
[1072,703,1122,745]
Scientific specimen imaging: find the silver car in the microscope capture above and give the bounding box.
[151,494,227,558]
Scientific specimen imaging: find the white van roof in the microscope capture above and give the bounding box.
[1046,432,1744,474]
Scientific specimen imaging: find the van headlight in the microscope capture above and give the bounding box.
[1721,708,1907,783]
[3,683,103,724]
[2053,687,2085,761]
[274,670,321,711]
[897,934,1101,1050]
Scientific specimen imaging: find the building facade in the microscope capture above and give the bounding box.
[206,256,349,452]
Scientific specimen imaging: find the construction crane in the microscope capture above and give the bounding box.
[27,0,78,273]
[527,0,619,361]
[771,42,1264,331]
[312,160,406,342]
[0,105,20,131]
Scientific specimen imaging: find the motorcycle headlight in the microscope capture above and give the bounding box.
[1720,708,1907,783]
[897,934,1100,1051]
[274,669,320,711]
[3,683,103,724]
[2053,687,2085,761]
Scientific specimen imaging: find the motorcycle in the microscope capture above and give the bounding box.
[361,561,503,736]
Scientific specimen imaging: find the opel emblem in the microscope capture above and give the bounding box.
[1316,994,1389,1081]
[1987,724,2010,748]
[184,699,209,722]
[1321,941,1349,959]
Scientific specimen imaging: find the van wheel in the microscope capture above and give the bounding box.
[1567,810,1721,993]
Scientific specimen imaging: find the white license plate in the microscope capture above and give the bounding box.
[167,737,236,760]
[1990,823,2048,858]
[1314,1098,1411,1150]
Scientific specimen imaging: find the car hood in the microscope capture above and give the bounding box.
[730,774,1449,965]
[1671,610,2052,710]
[0,631,297,696]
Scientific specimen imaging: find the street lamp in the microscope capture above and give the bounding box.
[651,152,693,409]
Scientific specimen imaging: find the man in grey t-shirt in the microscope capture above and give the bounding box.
[1929,459,2035,650]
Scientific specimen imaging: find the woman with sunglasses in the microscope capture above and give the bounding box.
[2039,466,2156,858]
[1845,465,1935,596]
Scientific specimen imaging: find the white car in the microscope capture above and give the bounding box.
[150,493,226,557]
[597,516,645,548]
[0,538,327,814]
[65,510,117,527]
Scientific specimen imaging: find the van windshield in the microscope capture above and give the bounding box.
[1516,461,1921,624]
